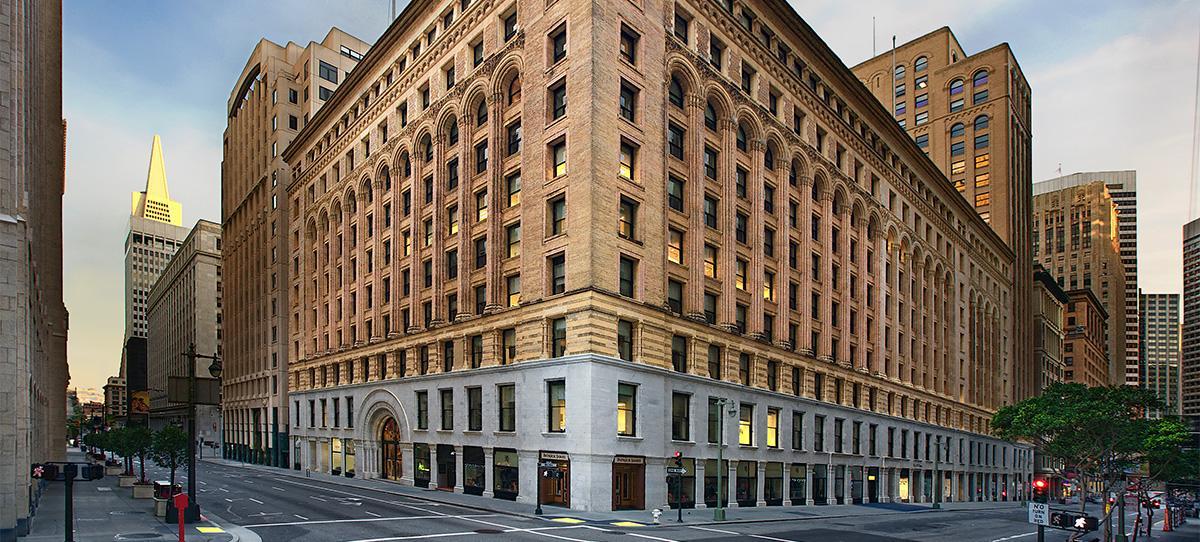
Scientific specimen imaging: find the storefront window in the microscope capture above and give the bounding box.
[493,448,519,500]
[436,444,456,490]
[834,465,846,504]
[703,459,729,508]
[345,439,356,477]
[812,464,828,504]
[463,446,485,496]
[414,443,431,488]
[736,460,757,507]
[789,463,807,504]
[665,458,695,509]
[764,462,783,505]
[331,437,344,475]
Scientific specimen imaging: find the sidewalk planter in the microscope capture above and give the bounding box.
[346,469,356,479]
[153,498,167,517]
[132,483,154,499]
[105,465,124,476]
[118,474,135,488]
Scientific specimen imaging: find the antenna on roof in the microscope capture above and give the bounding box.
[1057,163,1062,176]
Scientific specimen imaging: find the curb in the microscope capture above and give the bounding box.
[200,459,1022,529]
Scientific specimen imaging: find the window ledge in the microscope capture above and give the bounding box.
[436,429,454,434]
[462,430,483,435]
[670,439,696,445]
[617,435,643,442]
[492,430,516,437]
[541,431,568,438]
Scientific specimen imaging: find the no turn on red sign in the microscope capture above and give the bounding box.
[1028,502,1050,526]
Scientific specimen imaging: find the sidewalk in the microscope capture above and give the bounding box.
[203,456,1021,527]
[23,449,236,541]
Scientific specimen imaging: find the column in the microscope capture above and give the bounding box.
[727,460,739,507]
[517,449,539,506]
[755,461,767,507]
[454,445,465,493]
[429,132,447,327]
[747,139,766,341]
[694,460,708,509]
[484,91,506,312]
[805,464,814,505]
[684,93,707,322]
[482,446,495,498]
[717,118,739,333]
[455,114,472,322]
[799,175,814,356]
[819,190,834,361]
[400,445,414,485]
[782,464,792,506]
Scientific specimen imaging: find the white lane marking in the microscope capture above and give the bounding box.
[246,514,494,529]
[248,498,264,505]
[310,495,328,502]
[294,514,309,521]
[198,481,207,485]
[364,511,382,517]
[225,498,234,503]
[454,516,590,542]
[989,533,1036,542]
[272,477,457,517]
[218,487,229,493]
[272,486,286,491]
[627,533,679,542]
[750,535,798,542]
[690,526,741,535]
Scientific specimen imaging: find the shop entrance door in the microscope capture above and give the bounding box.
[539,452,570,508]
[611,459,645,510]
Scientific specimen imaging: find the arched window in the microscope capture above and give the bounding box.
[381,166,391,191]
[476,99,487,126]
[448,119,459,145]
[894,64,906,80]
[914,56,928,72]
[789,160,799,186]
[736,125,748,151]
[363,179,373,203]
[950,123,965,138]
[972,69,989,87]
[949,79,964,95]
[764,146,775,170]
[400,152,411,178]
[507,76,522,105]
[974,115,989,131]
[812,182,821,201]
[421,135,433,162]
[705,101,718,131]
[669,76,684,108]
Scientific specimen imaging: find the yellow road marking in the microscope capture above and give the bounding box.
[550,517,585,524]
[612,521,645,527]
[196,526,225,533]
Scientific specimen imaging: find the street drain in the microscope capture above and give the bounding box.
[473,529,504,534]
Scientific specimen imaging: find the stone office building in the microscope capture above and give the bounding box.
[281,0,1031,512]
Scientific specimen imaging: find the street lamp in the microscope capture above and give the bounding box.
[180,343,220,523]
[713,397,737,522]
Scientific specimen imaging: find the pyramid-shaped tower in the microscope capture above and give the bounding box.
[130,135,182,226]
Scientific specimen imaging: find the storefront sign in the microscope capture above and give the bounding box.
[613,456,644,465]
[540,451,569,461]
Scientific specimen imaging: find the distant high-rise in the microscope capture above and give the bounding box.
[1139,291,1180,417]
[1182,218,1200,429]
[1063,289,1110,387]
[1036,171,1137,386]
[221,28,369,467]
[852,27,1035,402]
[125,136,189,343]
[1033,264,1068,391]
[1032,180,1127,386]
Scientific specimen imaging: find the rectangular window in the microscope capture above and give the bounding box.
[507,171,521,206]
[319,60,338,83]
[704,147,718,179]
[547,380,566,432]
[618,197,638,239]
[672,393,691,441]
[440,389,454,430]
[667,229,684,265]
[505,222,520,258]
[619,141,637,180]
[619,256,638,297]
[550,81,567,119]
[617,383,637,436]
[738,404,754,446]
[550,24,567,63]
[704,196,718,228]
[498,384,515,431]
[619,81,638,122]
[549,253,566,294]
[507,121,522,155]
[617,319,635,361]
[620,24,639,64]
[766,408,780,448]
[674,12,689,42]
[814,415,825,451]
[416,391,429,430]
[547,196,566,236]
[671,335,688,372]
[792,412,804,450]
[668,123,685,160]
[551,141,567,177]
[506,274,521,306]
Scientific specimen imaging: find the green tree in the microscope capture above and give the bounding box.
[992,383,1188,538]
[150,425,189,489]
[125,426,153,483]
[106,427,133,474]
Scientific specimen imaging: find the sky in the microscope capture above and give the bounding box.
[61,0,1200,399]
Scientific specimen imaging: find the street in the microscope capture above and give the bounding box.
[115,458,1188,542]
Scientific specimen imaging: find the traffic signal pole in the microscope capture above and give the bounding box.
[63,464,75,542]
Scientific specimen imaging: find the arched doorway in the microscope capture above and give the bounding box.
[380,417,403,481]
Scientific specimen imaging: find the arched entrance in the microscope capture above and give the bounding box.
[380,417,403,481]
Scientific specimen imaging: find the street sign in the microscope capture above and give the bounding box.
[1028,502,1050,526]
[538,460,558,469]
[168,376,221,405]
[666,467,687,475]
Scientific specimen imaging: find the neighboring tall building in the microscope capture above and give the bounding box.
[1181,218,1200,432]
[1139,291,1180,417]
[125,135,189,342]
[147,220,224,450]
[103,376,127,420]
[279,0,1031,512]
[1032,180,1126,385]
[1063,289,1110,387]
[221,29,369,467]
[851,27,1034,402]
[1032,264,1068,391]
[0,0,69,538]
[1036,171,1137,386]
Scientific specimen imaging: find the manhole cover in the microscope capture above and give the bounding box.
[473,528,504,534]
[115,534,162,540]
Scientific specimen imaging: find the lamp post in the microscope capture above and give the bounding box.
[713,397,736,522]
[181,343,221,523]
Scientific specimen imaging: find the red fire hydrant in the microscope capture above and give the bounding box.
[173,493,189,541]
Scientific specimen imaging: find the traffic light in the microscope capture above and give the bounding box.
[672,451,683,468]
[31,463,59,480]
[1049,511,1098,532]
[1032,478,1048,503]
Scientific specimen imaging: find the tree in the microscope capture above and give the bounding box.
[126,426,153,483]
[150,425,189,489]
[992,383,1188,540]
[105,427,133,474]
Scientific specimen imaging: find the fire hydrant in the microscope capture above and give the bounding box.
[651,508,662,524]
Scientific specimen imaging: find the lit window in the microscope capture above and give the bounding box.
[975,154,990,169]
[548,196,566,236]
[975,192,991,208]
[618,141,636,180]
[618,197,638,239]
[506,171,522,206]
[617,383,637,436]
[735,259,747,290]
[704,245,718,278]
[951,160,966,175]
[551,141,567,177]
[738,404,754,445]
[668,229,684,264]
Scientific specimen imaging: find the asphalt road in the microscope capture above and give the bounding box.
[133,459,1173,542]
